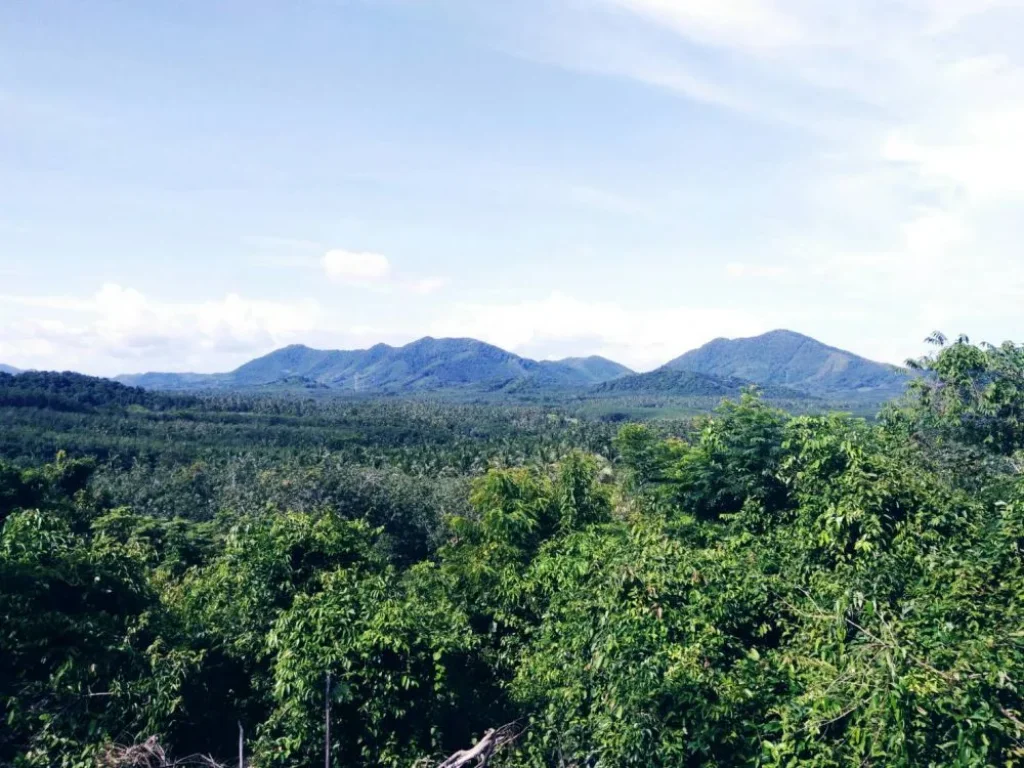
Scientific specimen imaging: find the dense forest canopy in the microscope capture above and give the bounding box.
[2,335,1024,766]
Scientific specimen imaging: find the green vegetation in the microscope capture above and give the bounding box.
[589,367,810,400]
[2,335,1023,766]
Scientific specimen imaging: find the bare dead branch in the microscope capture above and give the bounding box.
[433,722,524,768]
[99,737,226,768]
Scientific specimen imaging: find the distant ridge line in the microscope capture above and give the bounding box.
[102,330,909,403]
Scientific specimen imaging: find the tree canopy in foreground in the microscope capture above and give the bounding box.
[2,335,1024,766]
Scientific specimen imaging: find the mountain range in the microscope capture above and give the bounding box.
[115,337,635,394]
[0,364,21,375]
[4,330,910,403]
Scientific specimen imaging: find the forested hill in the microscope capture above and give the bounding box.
[664,329,909,398]
[589,367,810,400]
[539,355,633,384]
[116,337,635,393]
[0,370,195,413]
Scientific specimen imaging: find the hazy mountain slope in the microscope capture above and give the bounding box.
[590,368,810,399]
[115,372,227,390]
[230,345,365,386]
[0,364,21,374]
[548,356,634,384]
[116,338,632,393]
[355,337,542,391]
[664,330,908,397]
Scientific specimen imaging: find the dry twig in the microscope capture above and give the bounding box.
[99,736,226,768]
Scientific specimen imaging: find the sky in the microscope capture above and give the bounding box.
[1,0,1023,376]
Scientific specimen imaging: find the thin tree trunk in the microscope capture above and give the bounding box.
[325,672,332,768]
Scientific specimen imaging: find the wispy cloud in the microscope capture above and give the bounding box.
[482,0,1024,360]
[605,0,805,49]
[406,277,450,296]
[725,263,788,279]
[430,291,791,370]
[322,249,393,283]
[242,235,324,251]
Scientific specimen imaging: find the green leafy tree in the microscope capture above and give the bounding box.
[0,461,194,767]
[903,333,1024,457]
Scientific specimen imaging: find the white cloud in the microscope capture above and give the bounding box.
[949,54,1011,80]
[430,291,784,370]
[322,249,392,283]
[6,284,773,374]
[318,248,445,295]
[725,263,788,279]
[1,280,929,376]
[882,107,1024,202]
[407,277,450,295]
[8,1,1024,377]
[0,283,325,374]
[902,208,968,259]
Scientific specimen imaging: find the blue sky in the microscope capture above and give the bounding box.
[2,0,1022,375]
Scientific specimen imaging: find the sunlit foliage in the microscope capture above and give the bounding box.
[3,341,1024,765]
